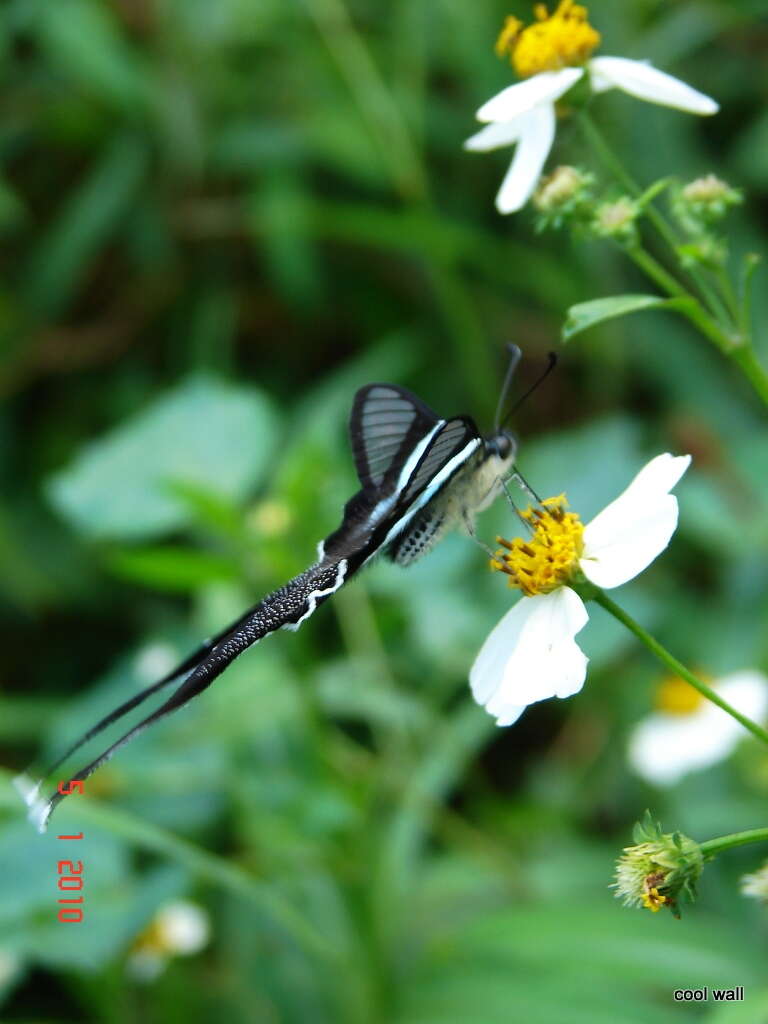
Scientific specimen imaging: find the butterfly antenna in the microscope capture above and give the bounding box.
[500,351,558,428]
[493,343,522,432]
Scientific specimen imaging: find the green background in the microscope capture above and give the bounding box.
[1,0,768,1021]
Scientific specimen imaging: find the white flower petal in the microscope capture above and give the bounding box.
[617,452,692,497]
[495,105,556,214]
[628,671,768,786]
[716,670,768,725]
[464,118,526,153]
[470,587,589,726]
[628,709,734,786]
[156,901,210,954]
[581,453,691,589]
[476,67,583,123]
[589,56,718,115]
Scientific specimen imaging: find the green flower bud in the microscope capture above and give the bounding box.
[680,174,742,223]
[591,196,639,243]
[533,165,594,230]
[613,812,703,917]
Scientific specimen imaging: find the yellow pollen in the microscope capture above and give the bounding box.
[654,674,705,715]
[492,494,584,597]
[495,1,601,79]
[641,886,667,913]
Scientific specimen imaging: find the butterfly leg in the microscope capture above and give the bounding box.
[500,477,535,535]
[509,466,542,505]
[462,511,496,557]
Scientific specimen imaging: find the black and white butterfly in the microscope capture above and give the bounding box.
[17,367,523,830]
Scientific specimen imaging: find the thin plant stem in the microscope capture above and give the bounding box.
[730,346,768,407]
[700,828,768,859]
[626,246,689,299]
[715,266,743,335]
[592,590,768,749]
[739,254,761,336]
[579,111,731,325]
[579,111,768,405]
[627,248,737,353]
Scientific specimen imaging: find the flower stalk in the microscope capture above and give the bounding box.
[592,589,768,749]
[700,828,768,859]
[578,110,768,405]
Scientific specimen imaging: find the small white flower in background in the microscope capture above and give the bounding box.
[128,900,210,982]
[628,670,768,786]
[0,948,21,991]
[134,642,180,684]
[470,453,691,726]
[741,861,768,903]
[465,1,718,214]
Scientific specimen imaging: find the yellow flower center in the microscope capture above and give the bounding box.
[491,495,584,597]
[496,1,601,79]
[641,886,667,913]
[654,675,705,715]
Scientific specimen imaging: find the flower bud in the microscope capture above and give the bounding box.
[613,812,703,917]
[591,196,639,242]
[680,174,742,223]
[533,165,594,230]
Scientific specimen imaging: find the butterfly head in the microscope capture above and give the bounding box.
[484,428,516,467]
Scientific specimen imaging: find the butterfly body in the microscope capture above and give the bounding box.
[387,442,513,566]
[19,381,517,830]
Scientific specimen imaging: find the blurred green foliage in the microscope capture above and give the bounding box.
[2,0,768,1021]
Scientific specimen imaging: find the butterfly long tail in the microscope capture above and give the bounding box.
[36,592,299,786]
[16,558,350,832]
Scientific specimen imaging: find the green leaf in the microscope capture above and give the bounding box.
[23,134,147,318]
[104,546,239,591]
[562,294,695,342]
[36,0,148,110]
[47,376,279,541]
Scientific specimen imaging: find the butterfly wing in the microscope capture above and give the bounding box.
[395,415,481,509]
[349,383,442,492]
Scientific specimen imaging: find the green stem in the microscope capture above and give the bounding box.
[579,111,731,325]
[592,590,768,749]
[581,114,768,404]
[739,253,761,336]
[700,828,768,859]
[715,266,744,336]
[627,246,688,299]
[627,247,736,353]
[730,346,768,407]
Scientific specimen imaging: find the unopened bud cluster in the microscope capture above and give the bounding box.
[671,173,742,267]
[533,167,642,243]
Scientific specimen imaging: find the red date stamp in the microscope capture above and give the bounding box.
[56,780,85,923]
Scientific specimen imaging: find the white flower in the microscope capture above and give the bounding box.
[470,453,691,726]
[128,900,210,981]
[741,861,768,903]
[628,670,768,786]
[466,4,718,214]
[0,948,21,991]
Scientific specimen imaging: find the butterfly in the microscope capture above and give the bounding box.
[17,352,532,830]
